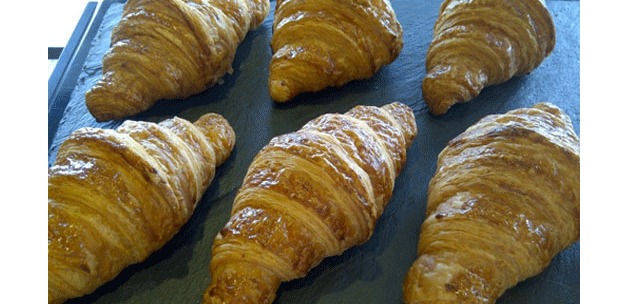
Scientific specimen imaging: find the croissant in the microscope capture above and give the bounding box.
[48,113,235,304]
[203,102,417,303]
[269,0,403,102]
[85,0,270,121]
[403,102,579,303]
[422,0,556,115]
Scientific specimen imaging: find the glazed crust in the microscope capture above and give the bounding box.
[48,113,235,304]
[204,102,417,304]
[422,0,556,115]
[85,0,270,121]
[269,0,403,102]
[403,103,579,304]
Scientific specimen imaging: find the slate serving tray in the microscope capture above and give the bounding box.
[48,0,580,303]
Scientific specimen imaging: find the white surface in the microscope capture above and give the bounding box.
[47,0,101,47]
[48,0,103,76]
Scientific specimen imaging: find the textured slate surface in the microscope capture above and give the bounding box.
[49,0,580,303]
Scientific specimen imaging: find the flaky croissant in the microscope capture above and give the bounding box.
[403,103,579,303]
[422,0,556,115]
[85,0,270,121]
[48,113,235,304]
[204,102,417,303]
[269,0,403,102]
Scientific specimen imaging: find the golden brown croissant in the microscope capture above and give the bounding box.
[48,113,235,304]
[204,102,417,303]
[403,102,579,303]
[269,0,403,102]
[85,0,270,121]
[422,0,556,115]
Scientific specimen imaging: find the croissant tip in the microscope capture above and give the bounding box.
[194,113,236,165]
[85,103,119,122]
[269,79,293,103]
[85,84,143,122]
[426,104,450,116]
[84,92,108,122]
[422,96,452,116]
[421,76,459,116]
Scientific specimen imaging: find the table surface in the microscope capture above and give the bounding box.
[48,0,580,303]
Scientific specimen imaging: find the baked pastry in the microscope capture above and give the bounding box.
[204,102,417,303]
[403,103,579,303]
[85,0,270,121]
[422,0,556,115]
[48,113,235,304]
[269,0,403,102]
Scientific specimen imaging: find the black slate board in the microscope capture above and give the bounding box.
[49,0,580,303]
